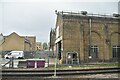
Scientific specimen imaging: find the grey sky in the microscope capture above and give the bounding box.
[0,0,119,42]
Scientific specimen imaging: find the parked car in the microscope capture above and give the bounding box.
[4,51,24,59]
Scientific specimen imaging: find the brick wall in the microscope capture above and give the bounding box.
[55,13,119,63]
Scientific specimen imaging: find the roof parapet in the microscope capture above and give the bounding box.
[55,10,120,19]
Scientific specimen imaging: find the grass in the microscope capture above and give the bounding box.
[47,63,120,69]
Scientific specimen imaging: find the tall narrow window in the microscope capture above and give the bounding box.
[90,45,98,58]
[112,45,120,58]
[58,41,62,60]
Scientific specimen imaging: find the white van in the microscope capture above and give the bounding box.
[4,51,24,59]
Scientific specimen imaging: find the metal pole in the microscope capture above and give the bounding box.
[0,33,4,45]
[88,18,92,63]
[54,58,57,77]
[89,18,92,56]
[53,44,57,77]
[9,57,14,68]
[47,50,49,67]
[89,18,92,43]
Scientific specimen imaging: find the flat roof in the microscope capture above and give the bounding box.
[56,11,120,20]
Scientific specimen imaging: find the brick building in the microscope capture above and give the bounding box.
[0,32,36,51]
[55,11,120,64]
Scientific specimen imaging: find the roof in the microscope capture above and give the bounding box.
[56,11,120,20]
[3,32,36,38]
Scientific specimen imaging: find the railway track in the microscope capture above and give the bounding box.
[2,67,120,77]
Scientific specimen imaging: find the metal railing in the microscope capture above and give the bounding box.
[56,11,119,18]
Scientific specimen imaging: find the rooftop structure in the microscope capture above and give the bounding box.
[55,11,120,19]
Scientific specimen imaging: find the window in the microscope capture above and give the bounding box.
[112,45,120,58]
[89,45,98,58]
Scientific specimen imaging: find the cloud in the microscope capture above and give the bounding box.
[0,1,118,42]
[1,0,120,2]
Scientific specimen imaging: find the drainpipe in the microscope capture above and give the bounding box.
[89,18,92,57]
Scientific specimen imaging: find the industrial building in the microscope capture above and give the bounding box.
[54,11,120,64]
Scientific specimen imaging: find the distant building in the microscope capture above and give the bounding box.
[36,42,43,50]
[55,11,120,64]
[43,42,49,50]
[0,32,36,51]
[49,28,56,52]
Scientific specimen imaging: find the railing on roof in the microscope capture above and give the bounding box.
[55,10,119,18]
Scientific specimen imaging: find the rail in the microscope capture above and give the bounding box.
[2,67,120,77]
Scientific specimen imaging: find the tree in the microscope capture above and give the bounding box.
[43,42,48,50]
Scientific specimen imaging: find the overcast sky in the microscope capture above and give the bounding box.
[0,0,119,42]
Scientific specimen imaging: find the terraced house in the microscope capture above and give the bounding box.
[54,11,120,64]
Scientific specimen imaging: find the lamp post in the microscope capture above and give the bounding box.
[54,57,57,77]
[53,47,57,77]
[0,33,4,80]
